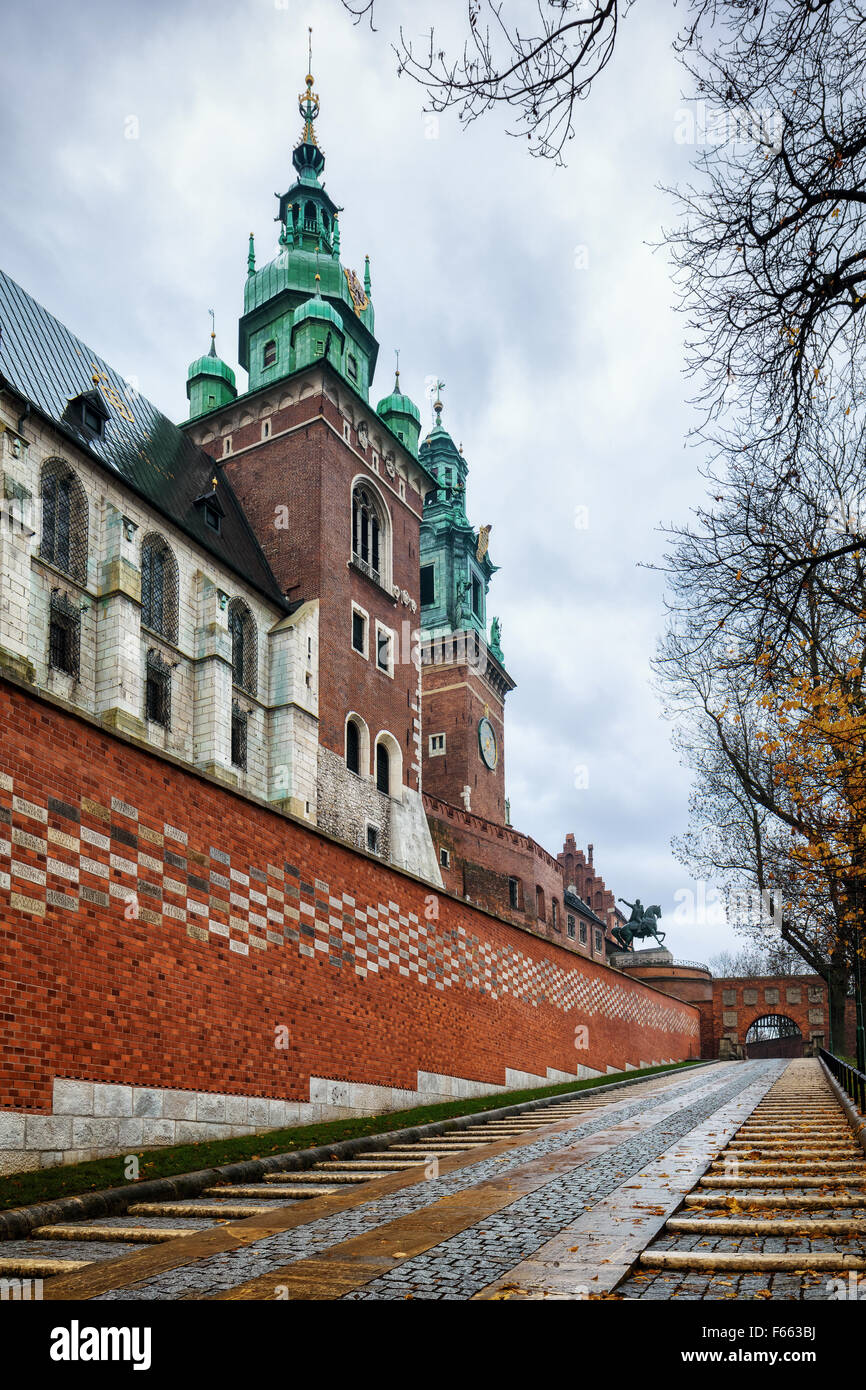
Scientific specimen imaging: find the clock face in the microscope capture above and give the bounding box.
[478,716,498,770]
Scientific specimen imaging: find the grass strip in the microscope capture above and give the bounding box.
[0,1060,702,1212]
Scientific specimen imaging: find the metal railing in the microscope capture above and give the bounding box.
[820,1046,866,1114]
[617,956,710,973]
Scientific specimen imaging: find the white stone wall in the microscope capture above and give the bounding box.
[1,1063,659,1172]
[0,404,316,818]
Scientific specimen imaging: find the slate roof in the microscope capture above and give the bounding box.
[564,887,607,928]
[0,269,288,609]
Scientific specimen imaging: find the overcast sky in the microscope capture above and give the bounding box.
[0,0,744,961]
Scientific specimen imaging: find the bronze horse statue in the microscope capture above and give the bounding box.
[612,900,665,951]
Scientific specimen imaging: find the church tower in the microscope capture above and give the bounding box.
[419,394,515,825]
[182,60,441,884]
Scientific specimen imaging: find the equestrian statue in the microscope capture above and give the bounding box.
[612,897,666,951]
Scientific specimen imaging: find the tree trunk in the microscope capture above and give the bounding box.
[826,961,849,1056]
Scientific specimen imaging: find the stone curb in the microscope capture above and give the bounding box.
[0,1060,714,1241]
[818,1056,866,1159]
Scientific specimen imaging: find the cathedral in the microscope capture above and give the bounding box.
[0,66,621,962]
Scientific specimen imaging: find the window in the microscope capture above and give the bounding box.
[48,591,81,678]
[567,914,576,940]
[347,354,358,382]
[429,733,446,756]
[205,504,221,532]
[579,922,588,945]
[82,402,104,434]
[366,823,379,854]
[594,928,603,953]
[439,847,450,869]
[352,482,388,584]
[376,741,390,795]
[346,719,360,775]
[352,608,367,655]
[552,899,559,930]
[262,340,277,368]
[140,534,179,644]
[376,624,393,676]
[145,649,171,727]
[228,598,257,696]
[536,885,545,921]
[40,461,88,583]
[471,572,482,619]
[231,703,248,770]
[420,565,435,606]
[508,877,520,910]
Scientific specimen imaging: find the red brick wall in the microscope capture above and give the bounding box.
[0,682,700,1114]
[710,976,829,1056]
[421,661,506,823]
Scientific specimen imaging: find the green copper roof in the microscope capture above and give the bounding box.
[186,335,236,389]
[291,291,343,332]
[377,369,420,425]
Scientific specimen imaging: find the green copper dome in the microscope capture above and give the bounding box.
[291,292,343,332]
[377,368,421,458]
[186,334,237,417]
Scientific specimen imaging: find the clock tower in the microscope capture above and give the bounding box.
[419,396,515,825]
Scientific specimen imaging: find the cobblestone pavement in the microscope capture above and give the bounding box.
[342,1062,783,1300]
[98,1062,753,1301]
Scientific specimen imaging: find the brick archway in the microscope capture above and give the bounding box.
[711,976,828,1058]
[744,1013,803,1059]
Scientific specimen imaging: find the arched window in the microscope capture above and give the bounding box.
[140,534,179,643]
[346,720,360,775]
[40,460,88,583]
[374,731,402,799]
[346,714,370,778]
[352,482,388,585]
[228,598,257,696]
[304,200,317,230]
[262,339,277,369]
[376,741,390,795]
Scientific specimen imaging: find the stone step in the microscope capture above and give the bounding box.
[700,1175,866,1189]
[684,1193,866,1210]
[666,1217,866,1235]
[30,1223,196,1244]
[263,1171,376,1184]
[640,1250,866,1272]
[0,1256,91,1277]
[126,1202,274,1219]
[710,1160,864,1172]
[201,1185,344,1199]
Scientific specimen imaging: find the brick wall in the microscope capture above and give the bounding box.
[710,976,829,1055]
[0,679,700,1167]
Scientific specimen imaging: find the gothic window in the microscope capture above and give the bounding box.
[228,598,257,696]
[263,339,277,368]
[40,460,88,583]
[352,483,387,584]
[536,885,545,921]
[508,877,520,910]
[231,702,248,770]
[48,591,81,678]
[140,534,179,643]
[346,719,360,775]
[145,649,172,728]
[552,899,559,930]
[376,741,390,795]
[304,200,317,231]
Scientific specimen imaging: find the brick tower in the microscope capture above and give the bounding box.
[419,395,515,824]
[182,65,441,882]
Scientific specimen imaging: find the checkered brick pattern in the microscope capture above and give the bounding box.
[0,768,696,1039]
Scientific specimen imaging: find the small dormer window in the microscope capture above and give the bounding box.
[64,389,109,440]
[204,504,221,532]
[263,340,277,369]
[195,487,225,535]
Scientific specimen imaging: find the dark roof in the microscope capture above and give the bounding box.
[0,269,287,609]
[564,887,607,928]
